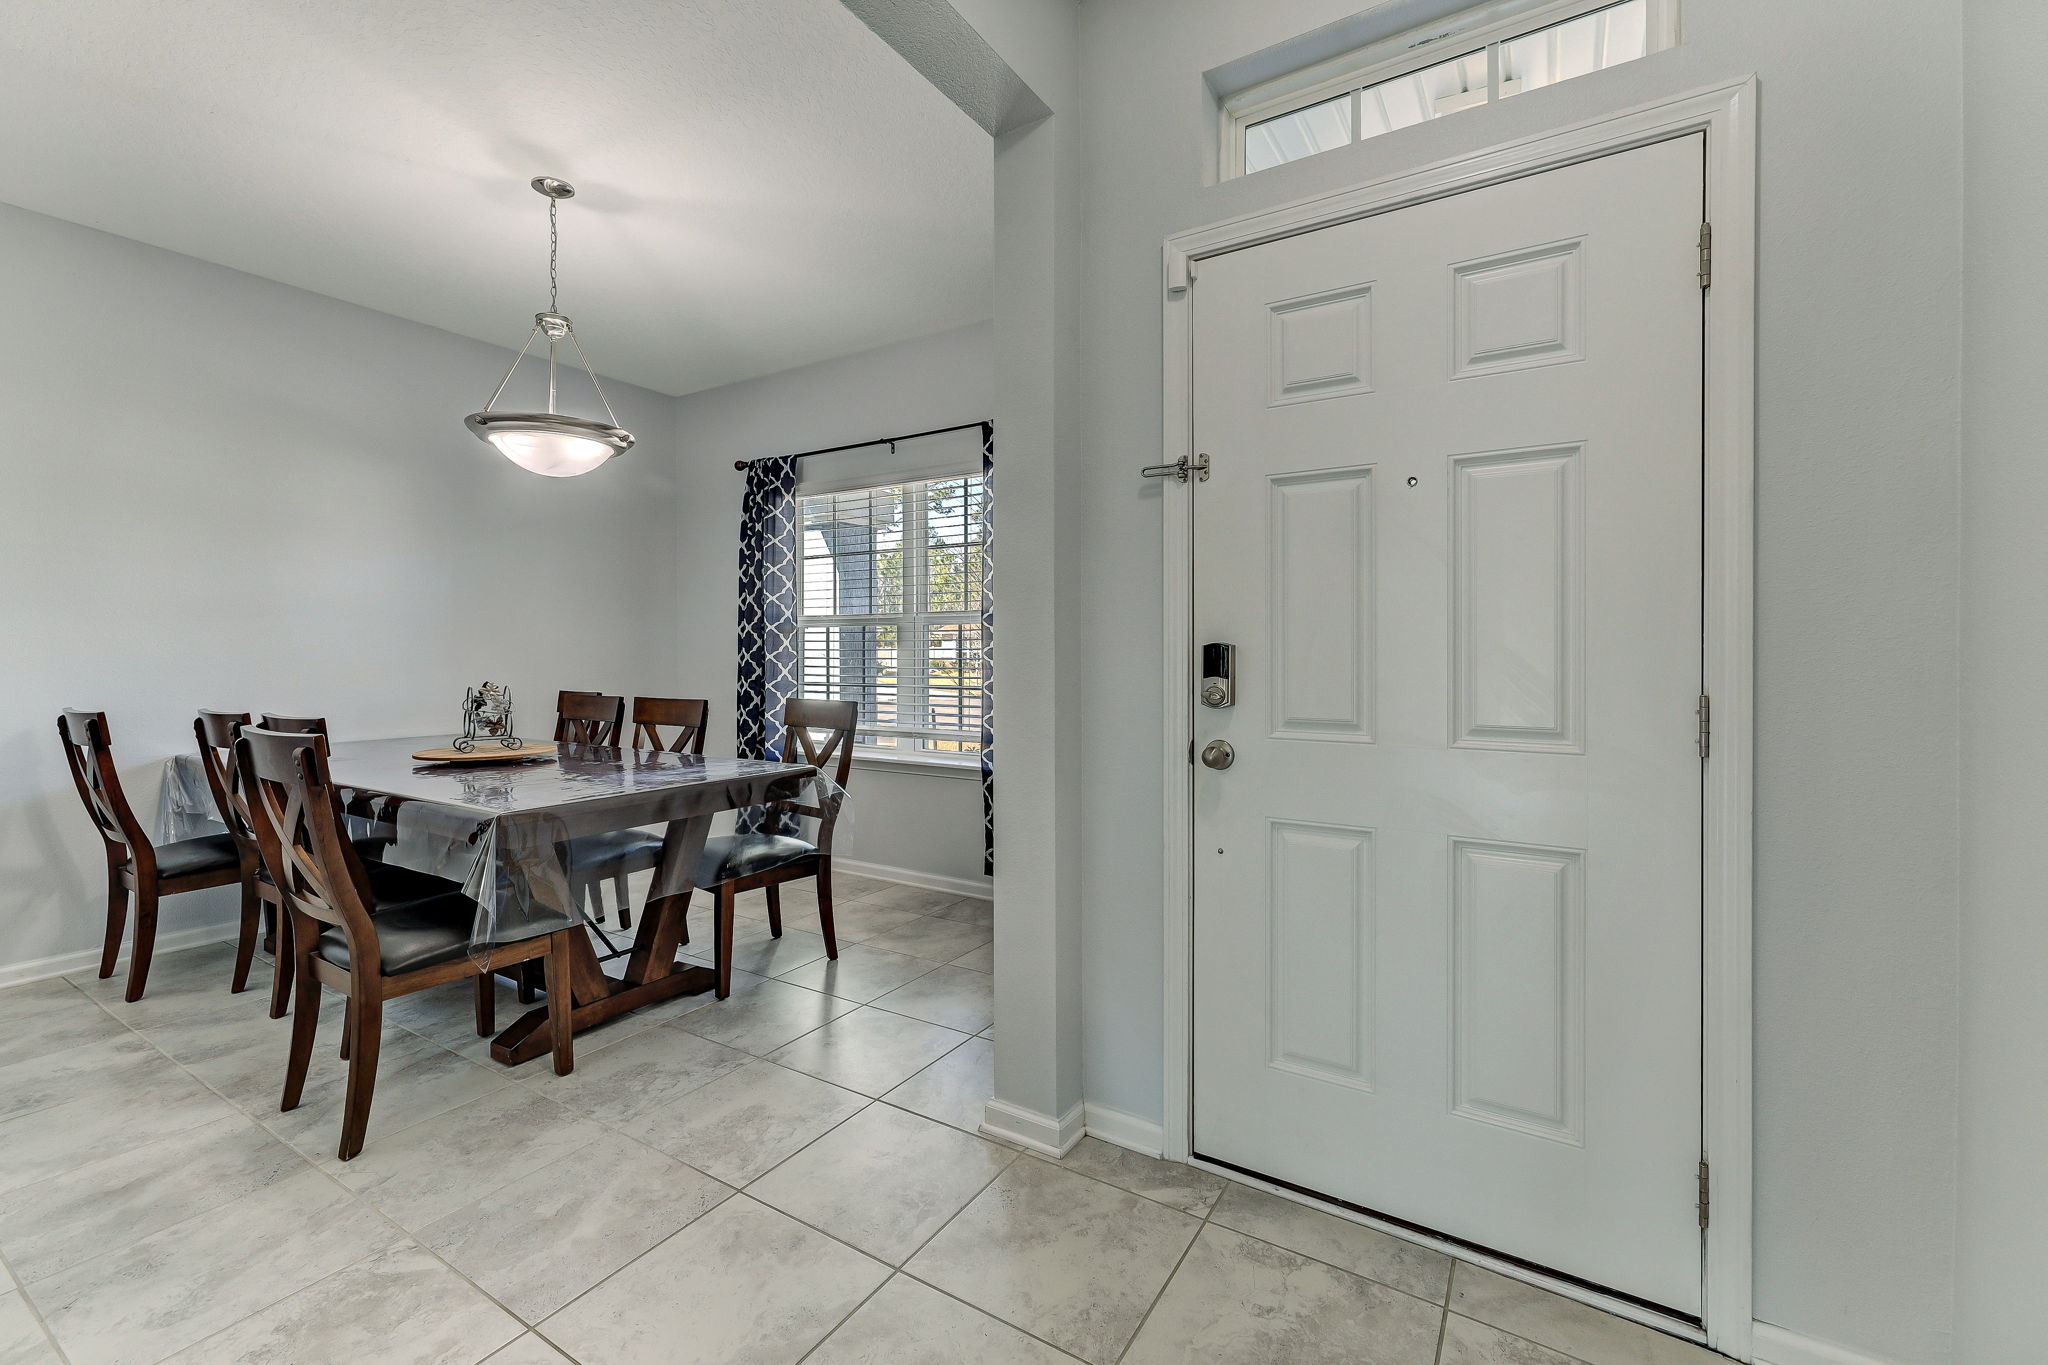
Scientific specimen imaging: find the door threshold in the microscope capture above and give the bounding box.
[1190,1152,1710,1347]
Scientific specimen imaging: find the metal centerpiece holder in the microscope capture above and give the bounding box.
[412,684,555,765]
[456,682,521,752]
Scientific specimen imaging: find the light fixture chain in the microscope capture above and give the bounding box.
[548,197,559,312]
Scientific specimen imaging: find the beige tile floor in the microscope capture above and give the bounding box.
[0,878,1728,1365]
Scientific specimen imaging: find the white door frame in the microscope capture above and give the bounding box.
[1159,79,1757,1359]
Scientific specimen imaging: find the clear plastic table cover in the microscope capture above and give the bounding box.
[159,737,830,960]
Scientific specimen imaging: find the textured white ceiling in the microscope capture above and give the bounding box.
[0,0,992,396]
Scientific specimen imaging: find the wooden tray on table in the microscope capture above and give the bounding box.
[410,741,558,765]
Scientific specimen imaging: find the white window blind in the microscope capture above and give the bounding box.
[797,473,987,758]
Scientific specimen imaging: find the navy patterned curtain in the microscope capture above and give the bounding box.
[736,455,802,771]
[979,422,995,875]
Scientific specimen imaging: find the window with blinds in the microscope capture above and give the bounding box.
[797,474,987,759]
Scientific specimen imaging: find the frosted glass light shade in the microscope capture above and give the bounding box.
[487,429,614,477]
[464,410,633,477]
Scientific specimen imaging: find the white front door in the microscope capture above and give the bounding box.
[1190,135,1706,1315]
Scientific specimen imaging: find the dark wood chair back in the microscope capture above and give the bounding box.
[555,693,625,746]
[58,710,150,863]
[630,697,708,754]
[258,714,328,735]
[236,726,378,957]
[194,710,257,851]
[779,698,858,788]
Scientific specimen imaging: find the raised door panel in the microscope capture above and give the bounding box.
[1452,240,1584,378]
[1450,839,1584,1143]
[1269,468,1375,741]
[1266,820,1375,1092]
[1268,284,1374,405]
[1451,446,1583,751]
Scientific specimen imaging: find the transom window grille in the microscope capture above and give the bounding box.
[797,475,986,759]
[1230,0,1668,177]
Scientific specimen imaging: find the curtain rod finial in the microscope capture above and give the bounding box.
[734,460,747,470]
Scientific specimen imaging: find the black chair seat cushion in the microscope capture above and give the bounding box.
[258,857,462,913]
[697,833,817,886]
[154,833,240,880]
[563,828,664,877]
[313,893,478,975]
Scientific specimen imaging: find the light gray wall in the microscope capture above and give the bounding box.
[670,322,995,888]
[1955,1,2048,1360]
[0,202,680,975]
[1067,3,1961,1361]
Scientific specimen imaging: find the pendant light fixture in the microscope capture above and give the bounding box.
[465,176,634,477]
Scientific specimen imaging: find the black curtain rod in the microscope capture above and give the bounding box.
[732,419,992,471]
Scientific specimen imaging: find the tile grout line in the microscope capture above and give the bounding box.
[0,1243,73,1365]
[1109,1212,1205,1364]
[1101,1141,1227,1364]
[1177,1196,1454,1314]
[782,1143,1046,1364]
[1008,1142,1461,1353]
[1030,1142,1460,1315]
[1433,1260,1457,1364]
[890,1269,1094,1363]
[530,1071,1021,1352]
[788,1272,898,1365]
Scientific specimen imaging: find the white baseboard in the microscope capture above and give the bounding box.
[1084,1102,1166,1158]
[835,857,992,902]
[980,1098,1085,1157]
[0,920,240,991]
[1753,1323,1898,1365]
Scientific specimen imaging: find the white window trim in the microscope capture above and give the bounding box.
[1220,0,1679,179]
[852,751,982,781]
[797,472,986,770]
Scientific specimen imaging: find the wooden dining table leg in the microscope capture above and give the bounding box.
[490,814,718,1067]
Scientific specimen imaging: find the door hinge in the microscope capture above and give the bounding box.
[1696,693,1711,759]
[1697,1160,1711,1228]
[1697,222,1712,289]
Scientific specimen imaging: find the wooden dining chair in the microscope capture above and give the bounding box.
[238,725,575,1161]
[256,713,397,853]
[555,693,625,746]
[59,710,241,1002]
[702,697,857,998]
[629,696,708,755]
[562,697,711,931]
[197,710,442,1017]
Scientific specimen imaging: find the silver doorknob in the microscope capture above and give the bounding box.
[1201,740,1235,770]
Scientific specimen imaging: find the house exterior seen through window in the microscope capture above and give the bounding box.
[1234,0,1668,177]
[797,475,986,760]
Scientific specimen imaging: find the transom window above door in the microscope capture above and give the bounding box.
[797,475,987,763]
[1228,0,1673,178]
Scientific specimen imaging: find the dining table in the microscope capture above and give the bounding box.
[161,735,820,1065]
